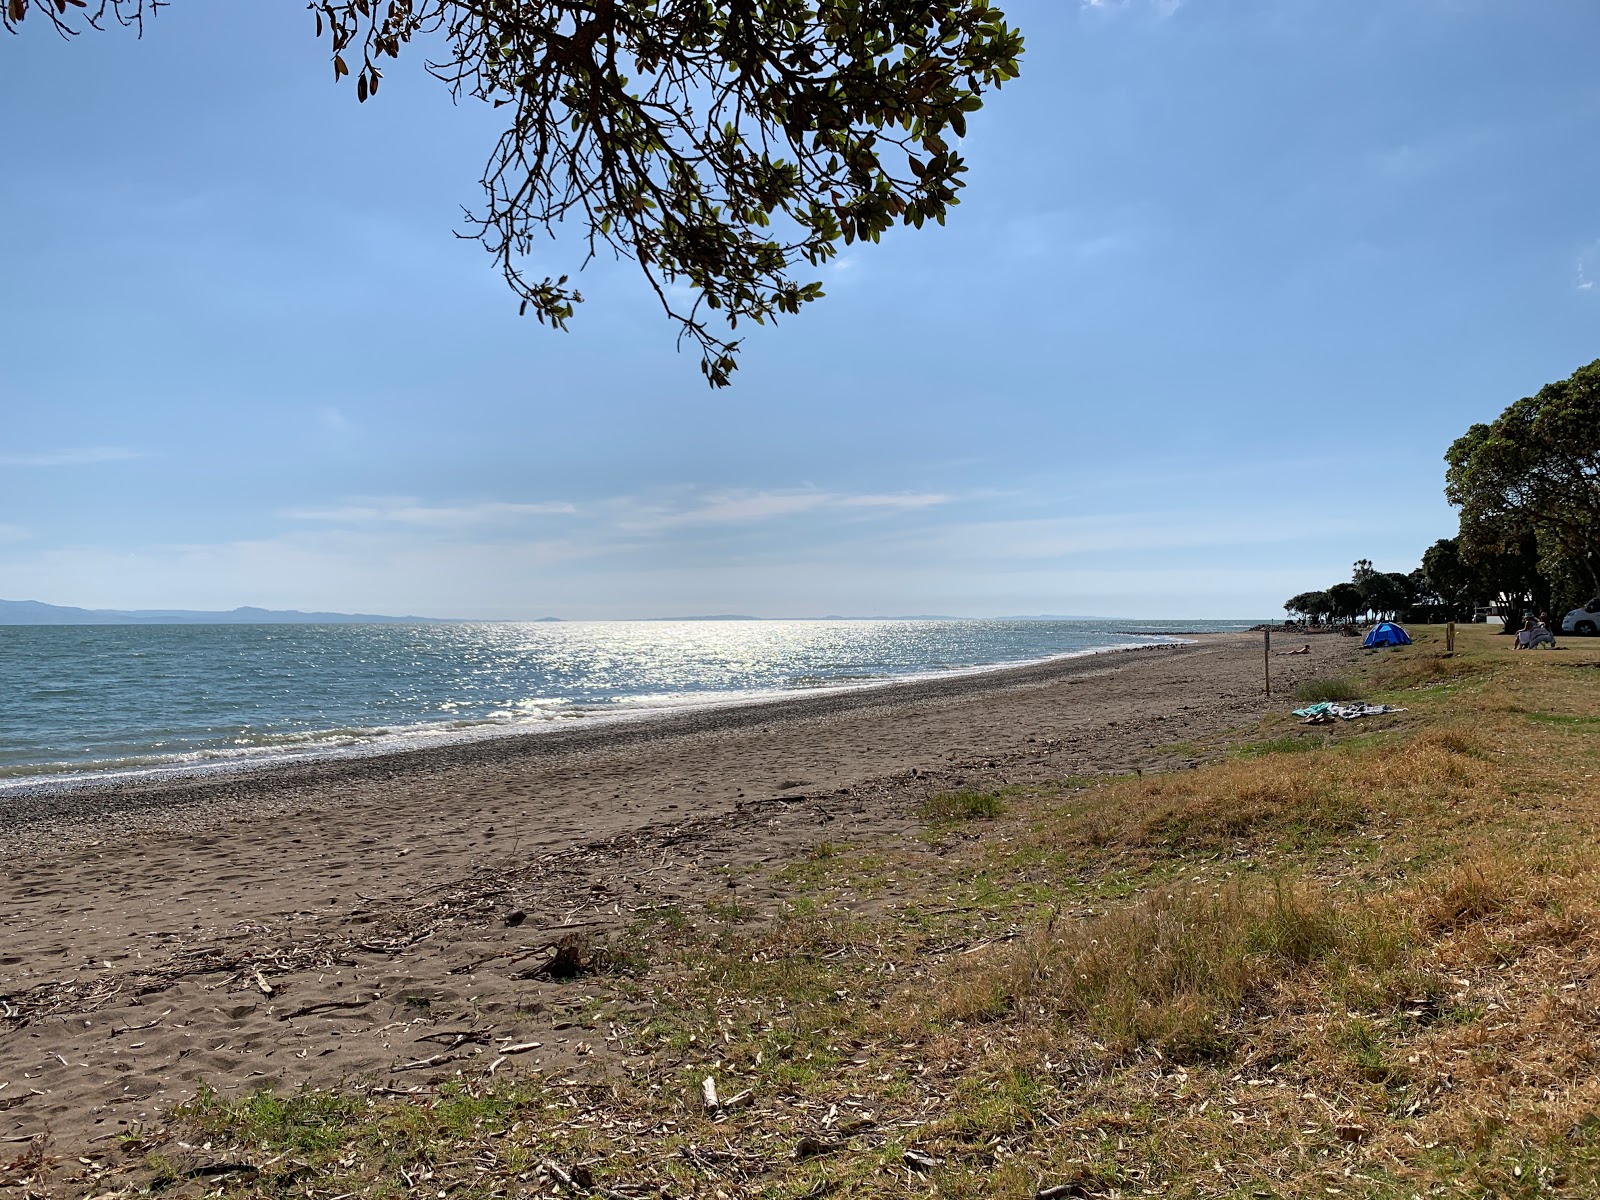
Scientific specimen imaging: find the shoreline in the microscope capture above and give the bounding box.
[0,633,1186,801]
[0,636,1187,839]
[1,629,1359,1166]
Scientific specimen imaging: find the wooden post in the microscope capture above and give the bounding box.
[1446,621,1455,654]
[1264,626,1272,696]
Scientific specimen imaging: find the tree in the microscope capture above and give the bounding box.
[1471,534,1548,632]
[5,0,1023,386]
[1327,582,1364,625]
[1348,558,1381,621]
[1445,359,1600,594]
[1284,590,1330,623]
[1360,571,1411,621]
[1421,537,1475,617]
[1402,565,1442,622]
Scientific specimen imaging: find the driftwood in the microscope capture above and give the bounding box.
[277,998,372,1021]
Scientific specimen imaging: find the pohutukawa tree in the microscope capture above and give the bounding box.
[5,0,1023,385]
[1445,358,1600,596]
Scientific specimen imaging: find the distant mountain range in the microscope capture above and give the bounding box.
[0,599,473,625]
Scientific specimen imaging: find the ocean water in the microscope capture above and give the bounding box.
[0,619,1257,791]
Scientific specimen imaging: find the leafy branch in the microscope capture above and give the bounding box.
[6,0,1023,386]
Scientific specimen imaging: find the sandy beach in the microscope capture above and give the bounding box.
[0,631,1356,1163]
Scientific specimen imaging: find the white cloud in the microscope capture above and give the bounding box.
[1081,0,1184,14]
[880,510,1371,564]
[281,497,578,526]
[1001,207,1156,264]
[274,486,949,544]
[0,446,144,467]
[619,488,950,531]
[1576,240,1599,292]
[0,523,29,541]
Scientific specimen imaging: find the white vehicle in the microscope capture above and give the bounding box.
[1563,599,1600,636]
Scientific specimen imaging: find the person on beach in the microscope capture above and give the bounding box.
[1515,616,1556,649]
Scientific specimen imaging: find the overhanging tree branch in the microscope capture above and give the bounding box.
[6,0,1023,386]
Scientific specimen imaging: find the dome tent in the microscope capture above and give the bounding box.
[1363,621,1412,648]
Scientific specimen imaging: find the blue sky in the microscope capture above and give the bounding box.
[3,0,1597,619]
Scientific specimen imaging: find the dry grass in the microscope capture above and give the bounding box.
[62,624,1600,1199]
[931,875,1404,1062]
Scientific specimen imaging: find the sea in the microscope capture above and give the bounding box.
[0,618,1260,792]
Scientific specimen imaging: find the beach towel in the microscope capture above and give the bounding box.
[1292,702,1406,724]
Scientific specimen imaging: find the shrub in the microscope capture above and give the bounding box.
[1293,676,1364,703]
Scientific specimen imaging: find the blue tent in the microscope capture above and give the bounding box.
[1363,621,1412,648]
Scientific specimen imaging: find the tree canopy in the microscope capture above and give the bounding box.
[5,0,1023,386]
[1276,361,1600,630]
[1284,590,1330,623]
[1420,538,1472,615]
[1445,358,1600,594]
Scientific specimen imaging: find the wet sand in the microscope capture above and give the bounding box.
[0,631,1356,1166]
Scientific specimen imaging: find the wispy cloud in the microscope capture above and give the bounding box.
[1576,240,1599,292]
[0,446,144,468]
[894,510,1370,564]
[0,523,28,541]
[282,496,577,526]
[1081,0,1184,14]
[620,488,951,531]
[1000,206,1157,265]
[317,406,353,432]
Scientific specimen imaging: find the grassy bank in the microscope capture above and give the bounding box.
[51,626,1600,1198]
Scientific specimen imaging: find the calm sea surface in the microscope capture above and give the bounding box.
[0,619,1257,791]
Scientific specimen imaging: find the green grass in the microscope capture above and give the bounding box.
[919,789,1006,821]
[1292,675,1366,703]
[1227,732,1331,758]
[1525,712,1600,726]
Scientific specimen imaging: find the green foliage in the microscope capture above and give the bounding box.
[1360,571,1412,620]
[1284,590,1331,621]
[1327,581,1364,624]
[1445,358,1600,598]
[1421,537,1476,616]
[8,0,1024,387]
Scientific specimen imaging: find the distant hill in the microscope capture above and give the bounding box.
[0,599,463,625]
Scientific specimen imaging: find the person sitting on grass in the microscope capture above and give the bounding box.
[1515,616,1557,649]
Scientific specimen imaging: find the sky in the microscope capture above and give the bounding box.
[2,0,1598,620]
